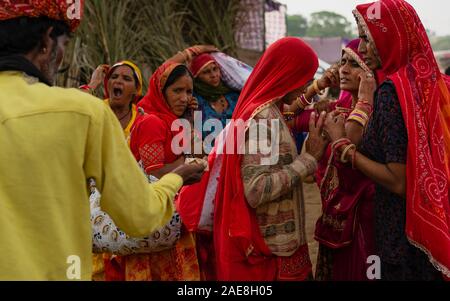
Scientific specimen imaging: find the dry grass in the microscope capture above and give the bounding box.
[56,0,243,92]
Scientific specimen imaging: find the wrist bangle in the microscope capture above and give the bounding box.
[313,79,324,95]
[79,84,95,94]
[295,94,312,110]
[340,144,356,163]
[331,138,351,150]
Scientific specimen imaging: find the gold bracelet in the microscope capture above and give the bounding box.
[341,144,356,163]
[347,115,366,128]
[313,79,324,95]
[352,109,370,120]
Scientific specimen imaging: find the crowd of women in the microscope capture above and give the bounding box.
[0,0,449,281]
[78,0,450,282]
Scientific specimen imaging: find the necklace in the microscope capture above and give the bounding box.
[117,108,131,121]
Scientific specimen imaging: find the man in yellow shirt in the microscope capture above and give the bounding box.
[0,1,205,280]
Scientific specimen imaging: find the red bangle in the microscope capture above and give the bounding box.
[331,138,351,150]
[79,84,93,90]
[145,163,164,174]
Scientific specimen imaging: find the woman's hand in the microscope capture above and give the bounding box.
[305,111,329,161]
[172,163,206,186]
[188,97,199,110]
[317,64,340,90]
[358,71,377,104]
[314,99,333,113]
[89,64,110,90]
[324,111,346,142]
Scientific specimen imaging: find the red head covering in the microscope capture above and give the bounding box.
[178,37,318,280]
[0,0,84,32]
[189,53,216,78]
[137,61,181,127]
[355,0,450,277]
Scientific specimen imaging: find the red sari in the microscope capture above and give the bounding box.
[104,61,200,281]
[355,0,450,277]
[179,37,319,280]
[311,40,376,281]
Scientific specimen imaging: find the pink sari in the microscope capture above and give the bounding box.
[314,40,376,281]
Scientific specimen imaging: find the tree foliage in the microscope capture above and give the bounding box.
[306,11,352,38]
[287,14,308,37]
[431,36,450,51]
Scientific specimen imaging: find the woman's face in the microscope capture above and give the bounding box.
[339,52,364,93]
[357,22,382,71]
[197,62,222,87]
[107,65,137,106]
[164,74,193,117]
[281,82,310,105]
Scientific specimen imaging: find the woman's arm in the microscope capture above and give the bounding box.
[167,45,219,65]
[149,156,185,179]
[344,72,377,146]
[324,81,408,198]
[352,153,406,197]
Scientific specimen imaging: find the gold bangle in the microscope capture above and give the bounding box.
[341,144,356,163]
[352,109,369,120]
[347,115,366,128]
[313,79,324,95]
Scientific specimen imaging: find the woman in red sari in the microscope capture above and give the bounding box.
[101,46,213,281]
[179,37,328,281]
[312,39,376,281]
[288,40,378,280]
[325,0,450,280]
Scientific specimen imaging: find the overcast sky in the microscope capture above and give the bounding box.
[277,0,450,36]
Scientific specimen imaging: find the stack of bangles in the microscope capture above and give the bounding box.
[331,138,357,169]
[347,100,373,128]
[295,93,312,110]
[178,46,200,62]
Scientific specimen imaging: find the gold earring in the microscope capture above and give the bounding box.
[42,47,47,53]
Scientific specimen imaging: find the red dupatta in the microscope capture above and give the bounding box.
[179,37,318,280]
[137,61,181,125]
[355,0,450,277]
[315,39,375,249]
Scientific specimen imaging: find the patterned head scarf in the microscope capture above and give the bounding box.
[0,0,84,32]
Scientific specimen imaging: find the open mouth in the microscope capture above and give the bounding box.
[112,87,123,98]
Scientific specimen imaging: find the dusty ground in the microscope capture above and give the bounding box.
[303,182,322,274]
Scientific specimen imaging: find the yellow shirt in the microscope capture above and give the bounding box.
[0,72,181,280]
